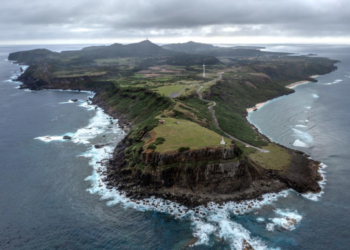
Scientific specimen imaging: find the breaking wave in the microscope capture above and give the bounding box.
[302,163,328,201]
[324,79,343,85]
[33,92,302,249]
[292,128,313,144]
[266,209,302,231]
[32,88,331,249]
[293,139,308,148]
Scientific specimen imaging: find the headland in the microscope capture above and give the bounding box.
[8,40,338,207]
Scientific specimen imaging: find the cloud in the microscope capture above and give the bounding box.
[1,0,350,44]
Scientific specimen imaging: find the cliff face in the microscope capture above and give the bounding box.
[139,146,261,193]
[18,73,112,92]
[141,146,241,166]
[105,140,274,206]
[103,135,321,207]
[14,61,325,207]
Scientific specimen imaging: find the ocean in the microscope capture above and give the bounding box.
[0,44,349,250]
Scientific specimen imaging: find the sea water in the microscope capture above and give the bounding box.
[0,44,349,249]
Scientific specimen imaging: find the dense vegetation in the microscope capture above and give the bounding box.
[9,40,338,171]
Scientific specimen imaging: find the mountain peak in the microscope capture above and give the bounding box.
[139,39,154,44]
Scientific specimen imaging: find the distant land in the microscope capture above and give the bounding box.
[9,40,338,206]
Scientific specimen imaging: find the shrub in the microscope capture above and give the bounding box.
[173,110,184,117]
[154,137,166,145]
[178,147,190,153]
[147,144,156,150]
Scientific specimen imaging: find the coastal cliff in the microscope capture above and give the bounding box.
[99,131,321,207]
[13,63,326,207]
[8,42,337,207]
[91,90,322,207]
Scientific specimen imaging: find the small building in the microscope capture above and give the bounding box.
[220,137,225,145]
[159,119,165,124]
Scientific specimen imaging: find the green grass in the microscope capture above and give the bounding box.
[214,104,267,147]
[95,58,136,66]
[179,84,200,97]
[154,84,188,96]
[53,70,106,78]
[179,97,224,136]
[152,117,229,153]
[248,143,291,170]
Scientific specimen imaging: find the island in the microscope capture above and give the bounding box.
[9,40,338,207]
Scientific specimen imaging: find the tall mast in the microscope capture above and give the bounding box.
[203,63,205,78]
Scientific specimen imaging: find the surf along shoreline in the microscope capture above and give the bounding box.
[11,65,325,207]
[246,75,320,114]
[7,58,334,248]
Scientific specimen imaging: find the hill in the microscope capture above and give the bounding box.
[9,40,220,68]
[8,40,337,207]
[162,41,215,53]
[162,41,287,58]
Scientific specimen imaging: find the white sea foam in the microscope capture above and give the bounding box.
[35,95,119,145]
[216,220,268,250]
[53,89,94,94]
[35,136,66,142]
[266,223,275,231]
[292,128,313,144]
[71,109,115,144]
[306,106,311,109]
[3,63,29,85]
[312,94,319,98]
[295,124,307,128]
[59,100,75,104]
[302,163,328,201]
[34,89,311,249]
[256,217,265,222]
[293,139,308,147]
[83,129,292,249]
[267,209,302,231]
[324,79,343,85]
[78,105,293,249]
[79,101,95,111]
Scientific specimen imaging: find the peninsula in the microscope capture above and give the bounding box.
[9,40,338,206]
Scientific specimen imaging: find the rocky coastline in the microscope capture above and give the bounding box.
[92,92,323,207]
[15,66,324,208]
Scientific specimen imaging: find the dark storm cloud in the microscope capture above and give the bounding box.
[0,0,349,43]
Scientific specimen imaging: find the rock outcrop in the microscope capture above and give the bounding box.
[103,135,321,207]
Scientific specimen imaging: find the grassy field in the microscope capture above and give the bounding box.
[53,70,107,78]
[154,84,188,96]
[198,76,221,94]
[179,84,201,97]
[248,143,291,170]
[95,58,136,66]
[150,118,229,153]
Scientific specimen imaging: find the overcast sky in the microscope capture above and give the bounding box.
[1,0,349,45]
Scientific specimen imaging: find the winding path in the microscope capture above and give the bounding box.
[168,70,268,153]
[197,73,269,153]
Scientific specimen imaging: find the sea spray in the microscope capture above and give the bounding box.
[33,92,320,249]
[302,163,328,201]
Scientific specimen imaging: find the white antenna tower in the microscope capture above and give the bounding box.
[203,63,205,78]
